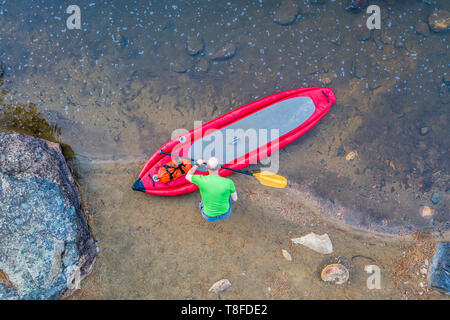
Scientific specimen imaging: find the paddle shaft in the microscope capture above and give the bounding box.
[159,150,253,176]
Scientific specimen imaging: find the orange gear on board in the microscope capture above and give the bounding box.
[157,159,192,184]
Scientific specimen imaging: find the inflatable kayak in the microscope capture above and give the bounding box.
[133,87,336,196]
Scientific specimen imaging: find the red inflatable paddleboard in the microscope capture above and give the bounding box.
[133,87,336,196]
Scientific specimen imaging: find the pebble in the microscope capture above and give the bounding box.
[281,249,292,261]
[208,279,231,294]
[321,264,349,284]
[420,205,434,217]
[420,127,430,136]
[345,151,357,161]
[430,192,442,204]
[320,76,332,86]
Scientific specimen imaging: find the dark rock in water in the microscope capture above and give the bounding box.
[415,21,430,37]
[428,10,450,33]
[337,144,345,157]
[350,58,368,79]
[428,242,450,295]
[431,193,442,205]
[354,25,372,41]
[345,0,368,12]
[420,126,430,136]
[186,35,204,56]
[195,57,209,72]
[273,0,301,25]
[439,84,450,104]
[210,43,237,60]
[170,58,192,73]
[112,31,128,47]
[0,61,4,78]
[443,75,450,86]
[0,132,97,300]
[383,0,396,5]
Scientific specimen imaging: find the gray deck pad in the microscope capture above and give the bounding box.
[188,96,315,171]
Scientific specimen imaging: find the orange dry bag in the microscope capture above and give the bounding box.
[157,159,192,184]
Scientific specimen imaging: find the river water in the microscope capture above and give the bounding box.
[0,0,448,299]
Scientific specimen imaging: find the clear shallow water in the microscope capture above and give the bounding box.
[0,0,449,299]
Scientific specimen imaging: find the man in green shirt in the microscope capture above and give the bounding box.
[186,157,238,221]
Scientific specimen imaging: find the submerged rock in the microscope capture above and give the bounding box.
[428,10,450,33]
[415,21,430,36]
[439,84,450,104]
[443,74,450,86]
[186,35,204,56]
[208,279,231,294]
[321,264,349,284]
[345,0,368,12]
[210,43,237,60]
[0,132,97,300]
[420,126,431,136]
[170,58,191,73]
[431,193,442,205]
[351,58,368,79]
[291,232,333,254]
[0,61,4,78]
[195,57,209,72]
[273,0,301,25]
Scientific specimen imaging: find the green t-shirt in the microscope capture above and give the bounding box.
[191,174,236,217]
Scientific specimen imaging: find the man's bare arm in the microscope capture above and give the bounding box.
[186,159,204,182]
[231,192,238,201]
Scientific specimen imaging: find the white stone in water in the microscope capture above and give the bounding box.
[208,279,231,294]
[291,232,333,254]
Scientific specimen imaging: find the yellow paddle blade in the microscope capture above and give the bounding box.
[252,171,287,189]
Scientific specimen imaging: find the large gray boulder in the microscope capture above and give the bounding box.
[0,131,97,300]
[428,242,450,295]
